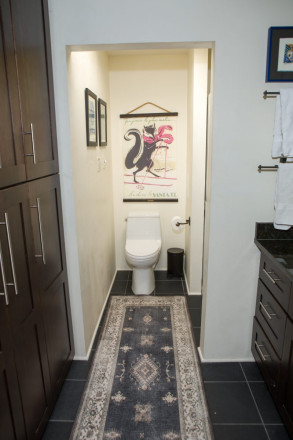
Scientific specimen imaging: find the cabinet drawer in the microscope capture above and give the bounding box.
[252,318,280,392]
[255,280,287,357]
[259,255,291,311]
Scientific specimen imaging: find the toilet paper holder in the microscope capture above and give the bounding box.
[176,217,191,227]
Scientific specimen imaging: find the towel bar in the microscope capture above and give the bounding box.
[263,90,280,99]
[258,165,278,172]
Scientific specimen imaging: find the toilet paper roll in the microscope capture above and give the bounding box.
[171,216,184,232]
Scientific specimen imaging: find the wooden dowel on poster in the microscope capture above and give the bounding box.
[120,112,178,118]
[123,199,179,202]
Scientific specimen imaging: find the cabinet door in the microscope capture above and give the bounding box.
[279,318,293,438]
[0,311,25,440]
[0,184,51,439]
[252,317,280,394]
[0,0,26,188]
[29,175,74,396]
[259,255,291,311]
[9,0,58,180]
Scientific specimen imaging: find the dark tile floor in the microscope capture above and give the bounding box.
[42,271,291,440]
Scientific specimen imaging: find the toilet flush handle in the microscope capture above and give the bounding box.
[176,217,191,227]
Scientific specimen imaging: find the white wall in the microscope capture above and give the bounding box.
[48,0,293,361]
[109,53,188,269]
[67,51,115,355]
[185,49,209,294]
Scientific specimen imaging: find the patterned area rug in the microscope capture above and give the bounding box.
[71,296,214,440]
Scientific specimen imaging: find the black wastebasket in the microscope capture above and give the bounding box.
[167,248,184,276]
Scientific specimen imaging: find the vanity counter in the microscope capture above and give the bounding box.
[255,223,293,280]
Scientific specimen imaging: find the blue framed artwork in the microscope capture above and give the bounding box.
[266,27,293,82]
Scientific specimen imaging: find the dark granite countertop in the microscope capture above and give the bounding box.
[255,223,293,279]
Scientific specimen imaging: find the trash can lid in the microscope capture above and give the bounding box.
[167,248,184,254]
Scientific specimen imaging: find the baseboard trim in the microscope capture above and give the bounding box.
[197,347,254,363]
[183,269,201,296]
[73,269,117,361]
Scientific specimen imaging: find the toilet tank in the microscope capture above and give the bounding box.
[126,212,161,240]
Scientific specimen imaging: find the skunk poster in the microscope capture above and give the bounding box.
[122,115,178,202]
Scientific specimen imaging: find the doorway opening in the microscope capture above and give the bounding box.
[66,42,214,356]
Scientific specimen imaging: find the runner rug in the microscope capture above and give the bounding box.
[71,296,213,440]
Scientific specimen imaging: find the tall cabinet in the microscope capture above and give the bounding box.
[0,1,74,439]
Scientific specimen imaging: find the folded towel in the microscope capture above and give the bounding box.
[274,163,293,230]
[272,94,282,157]
[272,89,293,158]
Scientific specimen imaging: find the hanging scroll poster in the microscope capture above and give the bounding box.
[121,112,178,202]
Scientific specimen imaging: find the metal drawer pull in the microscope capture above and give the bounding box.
[30,198,46,264]
[4,213,18,295]
[0,213,19,296]
[24,123,37,164]
[259,301,277,320]
[255,340,271,362]
[0,242,9,305]
[263,268,281,284]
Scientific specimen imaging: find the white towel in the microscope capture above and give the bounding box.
[274,163,293,230]
[272,89,293,158]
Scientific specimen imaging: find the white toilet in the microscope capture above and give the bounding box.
[125,212,161,295]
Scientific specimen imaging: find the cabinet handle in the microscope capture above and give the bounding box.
[255,340,271,362]
[30,198,46,264]
[0,242,9,305]
[0,213,19,296]
[259,301,276,320]
[262,268,281,284]
[24,123,37,164]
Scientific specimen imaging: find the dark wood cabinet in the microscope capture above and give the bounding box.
[0,0,58,189]
[0,309,26,440]
[0,0,74,438]
[252,252,293,438]
[29,176,74,397]
[0,0,26,187]
[0,184,51,439]
[0,179,73,439]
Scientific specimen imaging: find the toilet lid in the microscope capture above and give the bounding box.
[126,240,161,258]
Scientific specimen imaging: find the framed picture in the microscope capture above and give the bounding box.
[85,88,98,146]
[98,98,107,146]
[266,27,293,82]
[120,112,178,202]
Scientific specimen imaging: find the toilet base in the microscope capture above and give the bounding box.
[131,268,155,295]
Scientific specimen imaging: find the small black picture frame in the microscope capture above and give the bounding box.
[85,88,98,146]
[98,98,107,146]
[266,26,293,82]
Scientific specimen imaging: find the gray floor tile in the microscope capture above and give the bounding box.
[114,270,131,281]
[92,326,103,351]
[187,295,202,308]
[212,424,268,440]
[154,270,183,280]
[155,280,184,294]
[241,361,264,382]
[201,362,245,382]
[250,382,283,424]
[66,360,91,381]
[125,280,135,295]
[192,327,201,346]
[111,280,127,294]
[204,382,261,424]
[50,380,85,421]
[266,424,291,440]
[42,421,73,440]
[188,308,202,327]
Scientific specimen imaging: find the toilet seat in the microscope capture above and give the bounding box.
[125,239,161,259]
